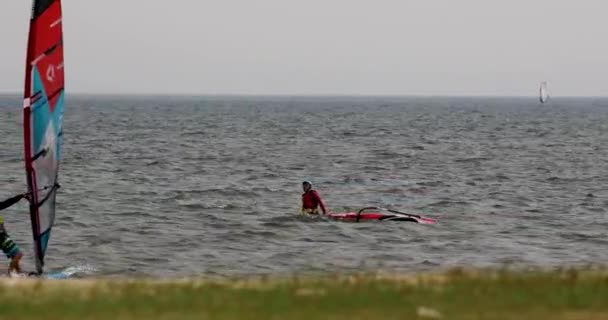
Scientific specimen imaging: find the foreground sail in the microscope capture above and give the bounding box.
[539,81,549,103]
[23,0,65,274]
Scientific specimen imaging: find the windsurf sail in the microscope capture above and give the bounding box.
[23,0,65,274]
[327,207,437,224]
[539,81,549,103]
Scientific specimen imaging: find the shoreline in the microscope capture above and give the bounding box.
[0,267,606,319]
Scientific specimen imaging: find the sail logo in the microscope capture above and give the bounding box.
[46,65,56,82]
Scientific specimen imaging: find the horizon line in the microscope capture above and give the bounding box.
[0,92,606,99]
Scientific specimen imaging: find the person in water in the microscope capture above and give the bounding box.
[0,193,28,274]
[301,180,327,215]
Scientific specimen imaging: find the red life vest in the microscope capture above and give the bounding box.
[302,190,320,209]
[302,190,326,214]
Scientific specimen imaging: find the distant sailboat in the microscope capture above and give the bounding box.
[539,81,549,103]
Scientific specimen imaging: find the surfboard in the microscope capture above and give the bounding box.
[7,266,93,279]
[45,266,87,279]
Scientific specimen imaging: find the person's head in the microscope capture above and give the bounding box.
[302,180,312,192]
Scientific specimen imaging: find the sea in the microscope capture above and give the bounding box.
[1,94,607,278]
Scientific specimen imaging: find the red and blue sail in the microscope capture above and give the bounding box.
[23,0,64,274]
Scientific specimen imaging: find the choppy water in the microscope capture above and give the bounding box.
[1,95,608,278]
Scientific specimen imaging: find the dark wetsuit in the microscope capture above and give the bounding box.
[0,194,24,258]
[301,190,327,215]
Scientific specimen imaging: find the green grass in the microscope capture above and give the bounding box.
[0,268,607,319]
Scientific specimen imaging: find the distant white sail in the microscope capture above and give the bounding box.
[539,81,549,103]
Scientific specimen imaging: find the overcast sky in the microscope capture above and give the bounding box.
[0,0,606,96]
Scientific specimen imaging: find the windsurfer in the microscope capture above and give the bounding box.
[301,180,327,215]
[0,193,29,274]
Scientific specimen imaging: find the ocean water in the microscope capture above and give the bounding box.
[1,95,608,277]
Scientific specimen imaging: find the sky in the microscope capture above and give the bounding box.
[0,0,606,96]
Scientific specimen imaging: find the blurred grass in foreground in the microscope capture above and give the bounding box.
[0,268,606,320]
